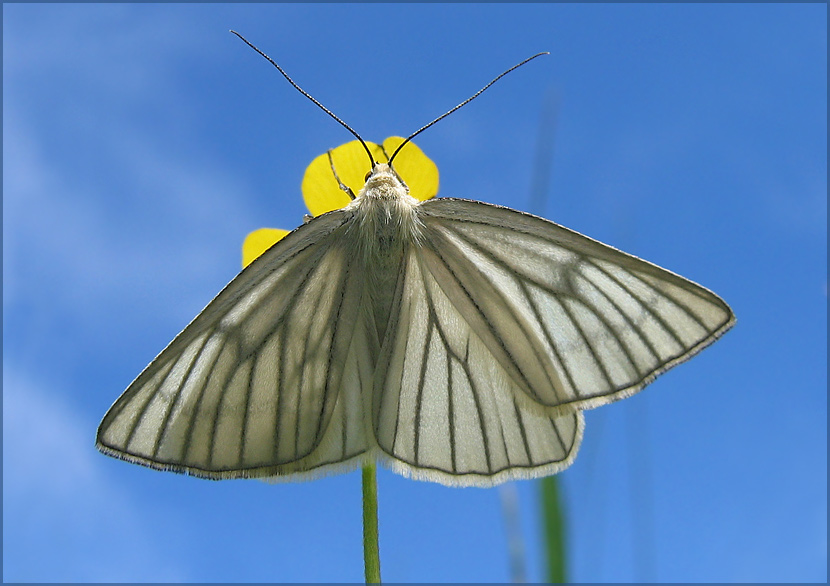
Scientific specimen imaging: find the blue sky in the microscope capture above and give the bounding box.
[3,4,826,583]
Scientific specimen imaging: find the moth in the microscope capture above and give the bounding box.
[97,36,735,487]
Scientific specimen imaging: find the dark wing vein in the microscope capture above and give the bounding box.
[97,211,370,479]
[372,247,583,486]
[417,198,735,412]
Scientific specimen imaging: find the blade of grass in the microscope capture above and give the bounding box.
[530,89,568,584]
[499,483,527,582]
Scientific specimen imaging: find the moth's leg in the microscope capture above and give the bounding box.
[327,149,356,200]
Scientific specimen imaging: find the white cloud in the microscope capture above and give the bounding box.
[3,367,187,582]
[3,12,263,329]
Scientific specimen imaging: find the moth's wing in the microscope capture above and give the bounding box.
[97,210,370,480]
[372,246,584,487]
[418,198,736,413]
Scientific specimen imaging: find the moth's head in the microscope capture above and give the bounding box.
[362,162,409,196]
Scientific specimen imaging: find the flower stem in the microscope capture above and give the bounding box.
[362,462,381,583]
[541,476,567,583]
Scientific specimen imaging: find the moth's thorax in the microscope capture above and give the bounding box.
[356,163,415,202]
[349,163,423,242]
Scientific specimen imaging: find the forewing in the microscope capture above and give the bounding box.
[418,198,735,412]
[373,248,584,487]
[97,211,369,479]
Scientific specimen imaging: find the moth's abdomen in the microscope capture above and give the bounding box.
[351,168,422,343]
[357,202,418,344]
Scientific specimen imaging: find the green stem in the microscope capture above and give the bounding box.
[541,476,567,583]
[362,462,381,583]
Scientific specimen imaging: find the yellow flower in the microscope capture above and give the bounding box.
[242,137,439,268]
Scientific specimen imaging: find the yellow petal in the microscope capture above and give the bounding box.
[302,138,439,216]
[243,139,438,270]
[302,140,385,217]
[381,137,439,201]
[242,227,290,268]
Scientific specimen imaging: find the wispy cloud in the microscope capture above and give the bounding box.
[3,10,263,330]
[3,15,257,580]
[3,368,187,582]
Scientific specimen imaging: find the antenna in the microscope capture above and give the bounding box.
[231,30,377,169]
[232,31,549,174]
[388,52,549,166]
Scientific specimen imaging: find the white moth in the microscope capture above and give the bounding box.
[97,39,735,487]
